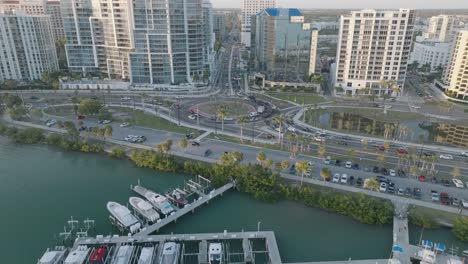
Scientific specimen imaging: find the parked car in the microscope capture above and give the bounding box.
[397,170,406,177]
[186,133,194,139]
[380,168,389,175]
[324,156,331,165]
[396,149,409,155]
[121,96,131,101]
[440,193,450,205]
[397,188,404,196]
[76,115,86,120]
[345,161,352,169]
[377,146,386,151]
[405,188,412,197]
[413,188,422,199]
[372,166,380,173]
[431,191,440,202]
[423,152,434,157]
[335,160,342,167]
[376,176,390,184]
[45,119,56,127]
[120,122,130,128]
[462,151,468,157]
[453,178,464,188]
[452,198,460,207]
[440,154,454,160]
[351,163,359,170]
[462,200,468,209]
[332,173,340,183]
[340,174,348,184]
[289,165,296,174]
[191,141,200,146]
[418,175,427,182]
[349,176,355,185]
[389,169,396,177]
[188,115,196,120]
[204,149,212,157]
[387,184,395,194]
[379,182,387,192]
[356,177,363,186]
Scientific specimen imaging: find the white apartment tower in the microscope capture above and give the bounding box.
[241,0,275,47]
[45,1,65,42]
[334,9,415,96]
[0,0,46,15]
[444,30,468,100]
[0,11,58,81]
[424,15,454,42]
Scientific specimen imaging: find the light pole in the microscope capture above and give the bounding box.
[257,221,261,235]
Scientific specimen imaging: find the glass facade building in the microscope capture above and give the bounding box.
[251,8,317,82]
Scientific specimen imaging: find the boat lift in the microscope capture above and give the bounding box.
[58,217,95,246]
[181,175,212,198]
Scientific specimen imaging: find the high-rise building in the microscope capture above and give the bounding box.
[251,8,318,82]
[45,1,65,42]
[444,30,468,100]
[424,15,455,42]
[241,0,275,47]
[213,13,226,42]
[0,10,58,81]
[61,0,213,85]
[409,41,450,72]
[334,9,415,95]
[0,0,46,15]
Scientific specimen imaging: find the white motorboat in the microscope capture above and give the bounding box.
[144,191,174,215]
[64,246,90,264]
[159,242,179,264]
[208,243,223,264]
[37,246,67,264]
[112,245,134,264]
[137,246,155,264]
[107,201,141,234]
[129,197,160,223]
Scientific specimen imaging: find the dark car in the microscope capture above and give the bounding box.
[186,134,194,139]
[397,169,406,177]
[335,160,342,167]
[356,177,363,186]
[405,188,412,197]
[204,149,212,157]
[289,164,296,174]
[349,176,355,185]
[191,141,200,146]
[440,193,450,205]
[373,166,380,173]
[78,126,87,132]
[337,141,348,146]
[423,152,434,157]
[413,188,422,199]
[380,168,389,175]
[351,163,359,170]
[376,176,390,183]
[76,115,86,120]
[431,177,438,184]
[387,185,395,194]
[443,179,451,187]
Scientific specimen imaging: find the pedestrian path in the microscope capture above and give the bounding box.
[195,131,211,141]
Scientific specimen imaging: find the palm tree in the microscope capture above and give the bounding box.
[256,151,266,165]
[264,159,273,169]
[452,166,461,178]
[364,178,380,192]
[318,145,326,158]
[281,160,289,170]
[273,114,285,148]
[178,138,188,152]
[347,148,356,162]
[295,160,310,186]
[236,115,248,143]
[217,106,227,132]
[320,168,330,181]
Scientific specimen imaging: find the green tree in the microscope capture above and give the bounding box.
[178,138,188,152]
[104,125,113,138]
[320,168,330,181]
[216,105,227,132]
[78,99,103,116]
[453,217,468,241]
[318,145,326,158]
[264,158,273,169]
[236,115,248,143]
[347,148,356,162]
[295,160,310,186]
[256,151,266,165]
[109,147,126,159]
[273,114,285,148]
[364,178,380,192]
[281,160,289,170]
[274,161,283,172]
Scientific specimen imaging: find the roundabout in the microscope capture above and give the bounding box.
[189,99,257,119]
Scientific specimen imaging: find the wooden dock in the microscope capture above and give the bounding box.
[134,182,234,237]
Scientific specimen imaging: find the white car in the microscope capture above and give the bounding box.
[121,96,131,101]
[332,173,340,183]
[324,156,331,165]
[463,200,468,209]
[223,116,234,121]
[188,115,196,120]
[461,152,468,157]
[287,126,296,132]
[305,171,312,177]
[45,119,56,127]
[389,169,396,177]
[102,120,111,124]
[440,154,453,160]
[120,122,130,128]
[379,182,387,192]
[453,178,464,188]
[340,174,348,184]
[307,161,314,166]
[345,161,352,169]
[411,105,421,109]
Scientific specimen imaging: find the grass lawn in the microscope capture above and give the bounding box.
[111,107,203,136]
[409,205,460,227]
[43,106,75,117]
[253,94,294,109]
[266,92,328,105]
[207,133,283,152]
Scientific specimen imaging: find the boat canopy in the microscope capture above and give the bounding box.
[421,240,433,248]
[137,200,153,211]
[434,243,446,252]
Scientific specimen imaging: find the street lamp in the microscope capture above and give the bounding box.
[257,221,261,235]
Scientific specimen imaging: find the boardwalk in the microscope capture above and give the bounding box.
[134,182,234,237]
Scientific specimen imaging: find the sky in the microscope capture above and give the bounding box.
[210,0,468,9]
